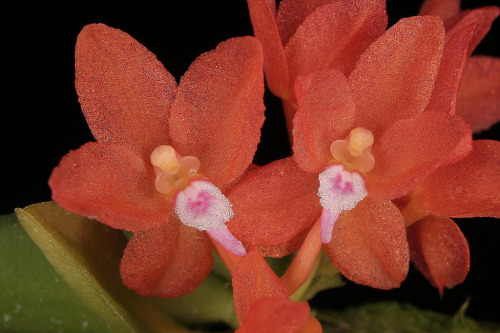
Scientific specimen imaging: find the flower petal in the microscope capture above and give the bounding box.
[292,69,356,172]
[75,24,175,158]
[236,297,313,333]
[419,0,460,22]
[407,216,470,296]
[349,16,444,134]
[276,0,337,45]
[227,158,321,256]
[169,37,265,188]
[413,140,500,218]
[232,250,289,323]
[444,6,499,57]
[367,112,472,200]
[456,56,500,133]
[323,199,409,289]
[285,0,387,83]
[246,0,291,99]
[425,22,478,114]
[49,142,170,232]
[121,217,213,298]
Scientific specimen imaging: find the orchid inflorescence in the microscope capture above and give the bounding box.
[13,0,500,331]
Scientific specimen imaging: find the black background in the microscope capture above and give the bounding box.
[2,0,499,325]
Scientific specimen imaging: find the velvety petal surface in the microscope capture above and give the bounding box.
[324,199,409,289]
[49,142,170,232]
[169,37,265,189]
[407,216,470,296]
[227,158,321,255]
[246,0,291,99]
[349,16,444,134]
[292,69,355,172]
[419,0,460,22]
[367,112,472,201]
[121,217,213,298]
[425,23,477,114]
[75,24,175,158]
[236,297,312,333]
[413,140,500,218]
[456,56,500,133]
[444,6,499,57]
[232,250,289,323]
[276,0,336,45]
[285,0,387,83]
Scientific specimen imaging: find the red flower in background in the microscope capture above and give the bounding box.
[394,0,500,296]
[49,24,265,298]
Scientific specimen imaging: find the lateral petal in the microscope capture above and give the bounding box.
[456,56,500,133]
[232,250,289,323]
[75,24,175,158]
[425,22,478,115]
[367,112,472,200]
[407,216,470,296]
[349,16,444,134]
[324,199,409,289]
[169,37,265,189]
[236,297,313,333]
[49,142,170,232]
[246,0,291,99]
[121,217,213,298]
[292,69,356,173]
[227,158,321,255]
[413,140,500,218]
[285,0,387,84]
[444,6,499,57]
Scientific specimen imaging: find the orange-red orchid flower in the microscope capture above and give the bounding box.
[246,0,388,130]
[233,250,322,333]
[228,15,475,292]
[49,24,265,298]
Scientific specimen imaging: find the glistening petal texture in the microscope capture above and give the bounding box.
[292,69,355,173]
[120,223,177,296]
[425,23,477,114]
[456,56,500,133]
[236,297,313,333]
[276,0,336,45]
[49,142,170,232]
[227,158,321,255]
[324,199,409,289]
[122,218,213,298]
[419,0,460,22]
[246,0,291,99]
[285,0,387,83]
[75,24,175,158]
[414,140,500,218]
[367,112,472,200]
[169,37,265,189]
[407,216,470,295]
[349,16,444,134]
[444,6,499,57]
[232,250,289,323]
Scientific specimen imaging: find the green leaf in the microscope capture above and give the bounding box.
[0,213,108,332]
[11,202,193,333]
[315,301,500,333]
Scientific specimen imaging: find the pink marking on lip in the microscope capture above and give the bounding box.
[320,208,340,244]
[331,173,354,194]
[186,190,214,217]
